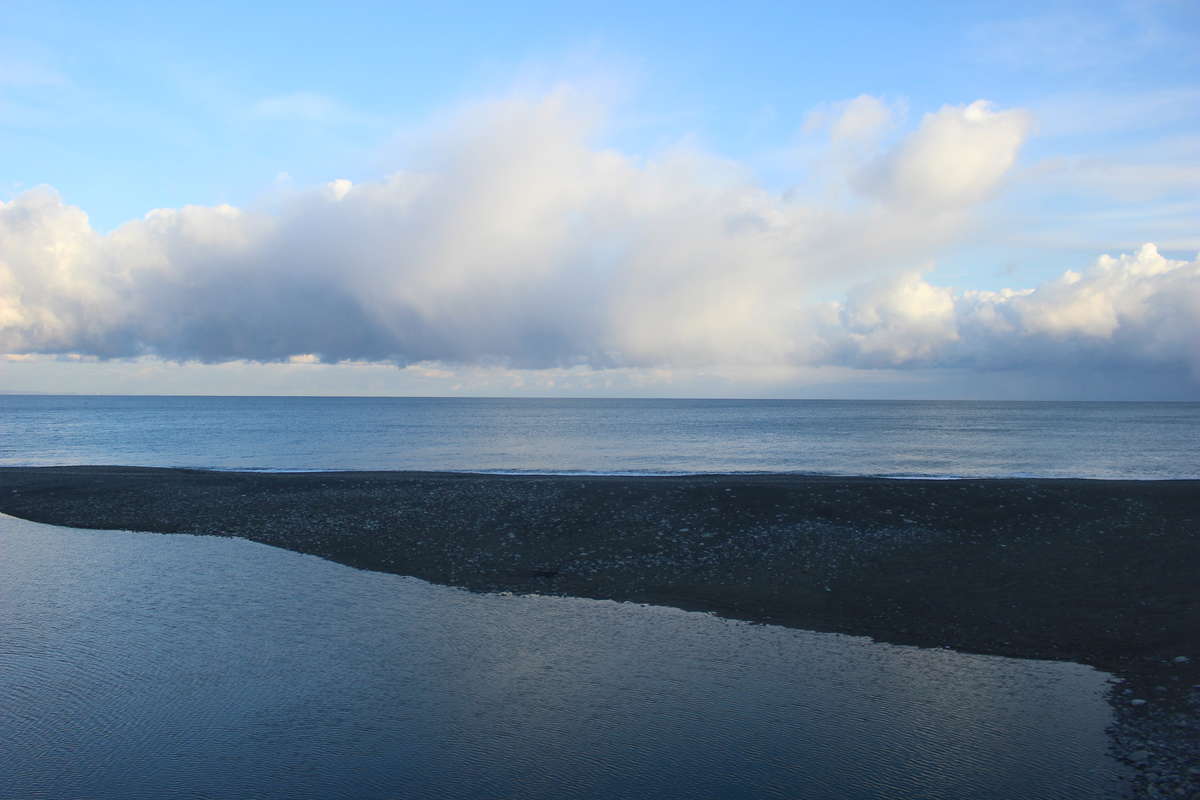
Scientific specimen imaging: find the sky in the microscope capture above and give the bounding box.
[1,0,1198,399]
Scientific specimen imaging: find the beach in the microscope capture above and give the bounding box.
[2,466,1197,796]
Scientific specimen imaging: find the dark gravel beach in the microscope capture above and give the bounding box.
[2,466,1197,797]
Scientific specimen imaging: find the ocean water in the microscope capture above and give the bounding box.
[0,394,1197,478]
[0,514,1128,800]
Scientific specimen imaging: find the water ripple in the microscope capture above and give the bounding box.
[0,514,1128,799]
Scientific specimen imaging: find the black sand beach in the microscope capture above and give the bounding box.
[2,466,1197,796]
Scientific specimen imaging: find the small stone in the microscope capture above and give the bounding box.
[1172,655,1190,664]
[1129,750,1150,763]
[1131,698,1148,706]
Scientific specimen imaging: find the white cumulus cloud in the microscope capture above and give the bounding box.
[2,90,1034,370]
[6,87,1194,392]
[818,244,1200,378]
[859,100,1031,211]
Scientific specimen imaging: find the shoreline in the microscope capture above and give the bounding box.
[2,465,1197,796]
[1,466,1195,668]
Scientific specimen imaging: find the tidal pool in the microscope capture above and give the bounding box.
[0,514,1128,799]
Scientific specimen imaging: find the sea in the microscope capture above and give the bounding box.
[3,394,1187,798]
[1,394,1198,478]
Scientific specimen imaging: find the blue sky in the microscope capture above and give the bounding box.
[2,0,1198,397]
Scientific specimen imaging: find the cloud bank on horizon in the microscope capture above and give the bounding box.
[1,88,1198,393]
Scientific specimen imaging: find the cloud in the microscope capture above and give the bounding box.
[804,94,901,144]
[857,101,1031,211]
[2,89,1034,370]
[817,244,1200,379]
[19,87,1194,393]
[0,187,111,353]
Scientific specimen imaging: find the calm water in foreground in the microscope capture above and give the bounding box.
[1,395,1197,477]
[0,514,1128,799]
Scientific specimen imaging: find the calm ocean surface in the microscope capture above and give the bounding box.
[0,514,1128,800]
[1,395,1197,478]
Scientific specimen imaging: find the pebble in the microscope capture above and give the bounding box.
[5,468,1197,799]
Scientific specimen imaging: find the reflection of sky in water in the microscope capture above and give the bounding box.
[0,395,1197,478]
[0,514,1128,799]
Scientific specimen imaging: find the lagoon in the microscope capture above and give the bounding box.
[0,513,1128,799]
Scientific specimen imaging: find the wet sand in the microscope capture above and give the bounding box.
[1,466,1197,796]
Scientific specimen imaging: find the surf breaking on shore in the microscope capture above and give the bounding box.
[2,466,1197,797]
